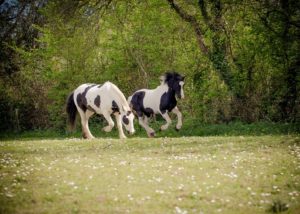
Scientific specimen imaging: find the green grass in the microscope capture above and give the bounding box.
[0,135,300,213]
[0,120,299,140]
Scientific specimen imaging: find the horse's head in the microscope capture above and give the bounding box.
[162,72,185,99]
[121,110,135,135]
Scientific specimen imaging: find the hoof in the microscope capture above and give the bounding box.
[82,132,88,139]
[148,132,155,138]
[175,127,180,132]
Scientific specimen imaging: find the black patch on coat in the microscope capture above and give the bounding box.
[94,95,101,108]
[76,93,86,112]
[130,91,154,118]
[76,84,96,112]
[144,108,154,117]
[112,100,119,113]
[122,115,129,125]
[159,88,177,114]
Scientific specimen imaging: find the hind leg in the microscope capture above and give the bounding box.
[138,115,155,137]
[78,109,93,139]
[172,106,182,131]
[85,110,95,139]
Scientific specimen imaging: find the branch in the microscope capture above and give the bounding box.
[167,0,209,55]
[198,0,212,28]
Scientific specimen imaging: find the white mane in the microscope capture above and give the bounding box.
[104,82,130,112]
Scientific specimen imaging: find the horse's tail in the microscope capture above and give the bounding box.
[66,92,77,130]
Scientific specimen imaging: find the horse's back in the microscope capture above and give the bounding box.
[74,82,114,97]
[129,86,168,115]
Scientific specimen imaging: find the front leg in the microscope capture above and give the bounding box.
[172,106,182,131]
[102,112,115,132]
[138,116,155,137]
[114,113,127,139]
[160,111,172,131]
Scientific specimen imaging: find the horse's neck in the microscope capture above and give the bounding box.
[157,84,169,93]
[110,85,129,112]
[157,84,175,97]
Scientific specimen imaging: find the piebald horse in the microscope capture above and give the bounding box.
[66,82,135,139]
[128,72,185,137]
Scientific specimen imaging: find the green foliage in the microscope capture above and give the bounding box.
[0,0,299,132]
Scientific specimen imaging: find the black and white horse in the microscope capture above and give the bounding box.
[128,72,185,137]
[66,82,135,139]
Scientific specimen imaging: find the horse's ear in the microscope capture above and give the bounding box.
[176,75,185,81]
[159,75,165,84]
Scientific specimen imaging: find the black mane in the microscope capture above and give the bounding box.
[163,71,184,84]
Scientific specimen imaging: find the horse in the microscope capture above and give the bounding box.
[128,72,185,137]
[66,82,135,139]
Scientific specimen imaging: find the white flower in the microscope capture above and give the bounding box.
[5,193,14,198]
[155,190,164,194]
[68,181,75,186]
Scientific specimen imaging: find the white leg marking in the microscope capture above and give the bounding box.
[172,106,182,130]
[115,113,127,139]
[85,110,95,139]
[138,116,155,137]
[78,109,91,139]
[102,112,114,132]
[160,112,172,131]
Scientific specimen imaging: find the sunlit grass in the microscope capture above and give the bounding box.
[0,135,299,213]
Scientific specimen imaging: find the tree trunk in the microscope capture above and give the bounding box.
[167,0,234,92]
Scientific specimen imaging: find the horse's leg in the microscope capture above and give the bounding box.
[160,112,172,131]
[114,113,127,139]
[172,106,182,131]
[85,110,95,139]
[102,112,115,132]
[77,109,90,139]
[138,116,155,137]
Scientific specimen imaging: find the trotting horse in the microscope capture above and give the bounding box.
[128,72,185,137]
[66,82,135,139]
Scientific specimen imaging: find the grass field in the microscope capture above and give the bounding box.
[0,135,299,213]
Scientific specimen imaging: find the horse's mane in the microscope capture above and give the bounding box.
[106,82,130,111]
[160,71,184,85]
